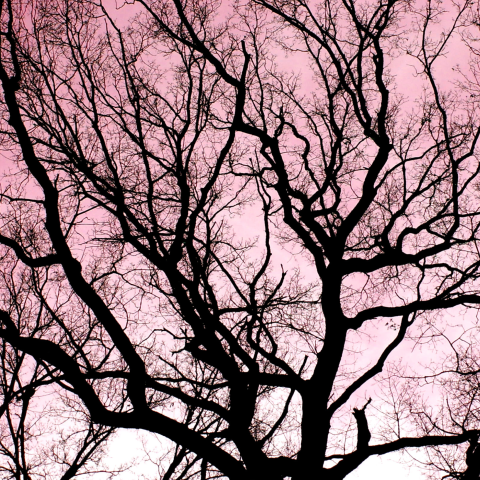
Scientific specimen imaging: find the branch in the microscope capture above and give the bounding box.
[328,314,412,415]
[330,430,478,478]
[0,233,59,267]
[0,311,247,480]
[351,295,480,327]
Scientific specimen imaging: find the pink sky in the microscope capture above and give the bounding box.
[1,0,479,478]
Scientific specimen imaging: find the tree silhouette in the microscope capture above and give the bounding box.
[1,0,480,479]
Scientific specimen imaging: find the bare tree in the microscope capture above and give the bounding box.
[1,0,480,479]
[0,253,125,479]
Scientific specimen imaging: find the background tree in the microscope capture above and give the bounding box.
[2,0,480,479]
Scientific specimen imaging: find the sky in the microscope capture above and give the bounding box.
[1,0,478,479]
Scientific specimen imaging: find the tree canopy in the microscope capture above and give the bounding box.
[1,0,480,479]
